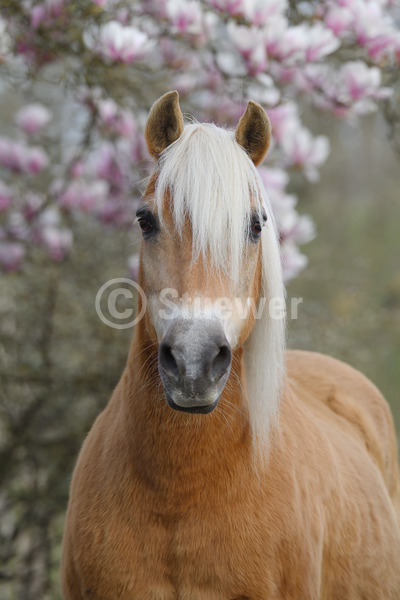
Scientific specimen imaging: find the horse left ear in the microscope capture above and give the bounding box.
[235,101,271,166]
[145,90,184,158]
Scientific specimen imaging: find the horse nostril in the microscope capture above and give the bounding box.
[211,344,232,381]
[159,343,180,378]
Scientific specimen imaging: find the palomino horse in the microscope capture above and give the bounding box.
[62,91,400,599]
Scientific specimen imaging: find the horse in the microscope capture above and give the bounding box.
[61,91,400,599]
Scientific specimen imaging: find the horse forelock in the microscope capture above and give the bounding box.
[154,123,268,284]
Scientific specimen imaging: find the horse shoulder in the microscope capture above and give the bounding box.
[286,349,400,507]
[281,349,400,598]
[61,389,135,597]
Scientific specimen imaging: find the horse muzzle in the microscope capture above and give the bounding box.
[158,318,232,414]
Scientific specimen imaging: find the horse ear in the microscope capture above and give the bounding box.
[235,101,271,166]
[145,90,184,158]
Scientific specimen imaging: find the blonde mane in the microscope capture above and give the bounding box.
[155,123,286,446]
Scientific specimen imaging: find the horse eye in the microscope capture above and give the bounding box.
[138,218,153,233]
[249,217,263,241]
[136,209,158,238]
[251,221,262,236]
[249,211,267,242]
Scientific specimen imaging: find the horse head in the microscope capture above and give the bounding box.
[137,91,285,434]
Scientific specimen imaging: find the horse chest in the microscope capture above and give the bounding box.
[85,498,317,600]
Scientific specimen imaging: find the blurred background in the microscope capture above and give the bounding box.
[0,1,399,598]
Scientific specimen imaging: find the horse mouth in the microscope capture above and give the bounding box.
[165,393,219,414]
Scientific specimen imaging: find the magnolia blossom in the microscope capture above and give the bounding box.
[268,101,302,137]
[324,0,400,61]
[166,0,203,35]
[206,0,245,17]
[97,99,136,137]
[85,21,151,63]
[338,61,390,103]
[281,241,309,283]
[98,196,136,226]
[1,0,399,282]
[88,143,124,186]
[247,74,280,107]
[259,166,315,280]
[325,5,353,36]
[23,193,45,220]
[41,226,73,261]
[209,0,286,23]
[0,242,25,271]
[0,181,12,212]
[304,61,392,116]
[58,180,109,212]
[0,137,49,174]
[244,0,287,25]
[271,22,340,63]
[227,22,267,75]
[31,0,66,29]
[281,128,330,181]
[16,103,52,135]
[259,166,289,191]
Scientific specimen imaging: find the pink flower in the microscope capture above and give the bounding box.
[258,167,289,192]
[116,110,136,137]
[304,23,340,62]
[264,15,288,57]
[25,146,49,174]
[16,103,52,135]
[41,226,73,261]
[206,0,244,18]
[166,0,203,35]
[281,241,308,282]
[98,196,136,226]
[23,193,45,220]
[0,138,49,174]
[243,0,287,25]
[283,214,315,245]
[86,21,151,64]
[130,132,148,163]
[31,5,48,29]
[228,23,267,75]
[325,6,353,36]
[0,138,24,171]
[97,99,137,137]
[301,62,392,117]
[281,128,330,181]
[247,74,280,107]
[267,102,299,143]
[273,23,339,63]
[0,181,12,212]
[58,180,109,211]
[367,32,398,61]
[338,61,391,104]
[97,98,118,127]
[70,159,85,178]
[0,242,25,271]
[31,0,66,29]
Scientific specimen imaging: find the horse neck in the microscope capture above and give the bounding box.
[121,322,253,496]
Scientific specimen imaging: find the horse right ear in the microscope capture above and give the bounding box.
[235,101,271,166]
[145,91,184,159]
